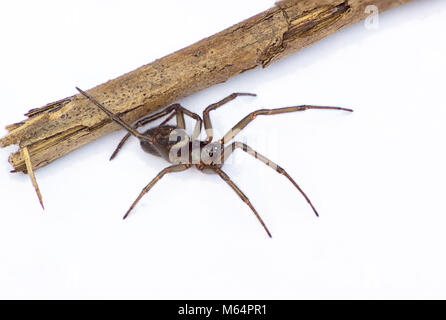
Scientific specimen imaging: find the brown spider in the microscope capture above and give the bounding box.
[76,87,353,237]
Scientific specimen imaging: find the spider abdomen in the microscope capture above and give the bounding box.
[140,125,179,159]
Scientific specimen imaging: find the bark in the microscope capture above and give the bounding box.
[1,0,410,173]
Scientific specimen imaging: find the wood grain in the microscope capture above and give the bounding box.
[1,0,411,173]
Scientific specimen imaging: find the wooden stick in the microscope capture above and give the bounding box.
[1,0,410,174]
[21,146,44,210]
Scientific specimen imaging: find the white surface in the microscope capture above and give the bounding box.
[0,0,445,299]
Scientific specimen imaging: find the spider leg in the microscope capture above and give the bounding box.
[123,164,191,220]
[110,104,182,160]
[218,105,353,144]
[175,104,202,141]
[213,167,272,238]
[203,93,256,143]
[159,110,179,126]
[221,142,319,217]
[76,87,150,141]
[110,104,203,160]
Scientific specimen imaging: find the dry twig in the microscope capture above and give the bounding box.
[1,0,410,177]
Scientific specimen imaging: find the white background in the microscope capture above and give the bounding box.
[0,0,445,299]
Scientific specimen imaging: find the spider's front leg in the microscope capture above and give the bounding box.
[213,167,272,238]
[220,142,320,217]
[218,105,353,144]
[202,92,256,143]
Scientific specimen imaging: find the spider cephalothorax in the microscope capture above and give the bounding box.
[77,87,353,238]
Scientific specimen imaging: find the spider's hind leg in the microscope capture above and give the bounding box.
[109,106,180,160]
[110,104,203,160]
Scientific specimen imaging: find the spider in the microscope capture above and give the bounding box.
[76,87,353,237]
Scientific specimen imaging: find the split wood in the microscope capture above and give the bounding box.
[1,0,410,181]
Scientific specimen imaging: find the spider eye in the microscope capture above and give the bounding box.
[201,143,222,165]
